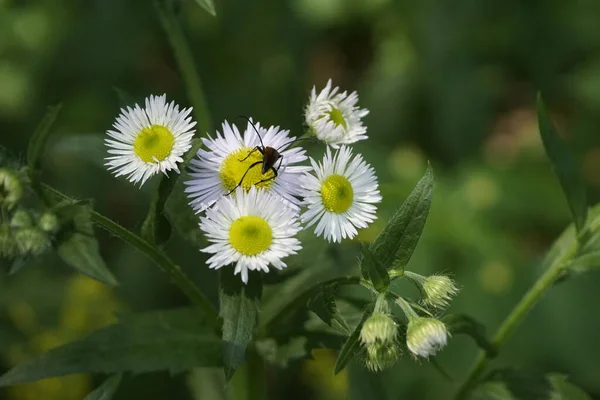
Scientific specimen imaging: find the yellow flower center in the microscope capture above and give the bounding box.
[326,107,347,129]
[133,125,174,163]
[229,216,273,255]
[321,174,354,213]
[219,147,275,192]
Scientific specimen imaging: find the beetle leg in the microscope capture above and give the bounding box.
[238,146,263,162]
[225,161,263,196]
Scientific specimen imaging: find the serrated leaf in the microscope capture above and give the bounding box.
[83,374,122,400]
[361,245,390,292]
[0,308,221,386]
[568,251,600,274]
[55,203,118,286]
[446,314,497,358]
[165,138,205,247]
[548,374,591,400]
[537,94,588,233]
[194,0,216,16]
[307,284,351,335]
[220,272,262,381]
[361,165,433,276]
[334,310,370,375]
[27,103,62,173]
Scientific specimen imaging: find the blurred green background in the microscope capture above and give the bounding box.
[2,0,600,398]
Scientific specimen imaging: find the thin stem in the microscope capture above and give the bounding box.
[42,184,219,327]
[454,254,574,399]
[154,0,212,134]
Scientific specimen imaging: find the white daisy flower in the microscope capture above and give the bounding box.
[305,79,369,147]
[199,186,302,284]
[300,146,381,243]
[184,119,311,212]
[105,94,196,186]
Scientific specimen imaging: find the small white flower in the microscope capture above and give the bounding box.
[305,79,369,147]
[406,317,449,358]
[300,146,381,243]
[105,94,196,186]
[184,120,311,213]
[199,186,302,284]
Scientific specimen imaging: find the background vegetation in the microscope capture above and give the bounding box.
[1,0,600,398]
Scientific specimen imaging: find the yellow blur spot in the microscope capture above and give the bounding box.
[6,301,37,335]
[302,349,348,399]
[463,174,500,210]
[387,146,426,181]
[479,261,514,294]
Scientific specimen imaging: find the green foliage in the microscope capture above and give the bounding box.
[141,173,174,246]
[54,202,118,286]
[0,308,221,386]
[27,103,62,173]
[548,374,592,400]
[361,165,433,276]
[307,283,351,335]
[193,0,217,16]
[569,251,600,274]
[445,314,497,357]
[361,245,390,292]
[220,272,262,381]
[83,374,123,400]
[537,94,588,234]
[334,310,371,375]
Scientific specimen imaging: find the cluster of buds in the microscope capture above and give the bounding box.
[396,297,450,358]
[359,295,402,371]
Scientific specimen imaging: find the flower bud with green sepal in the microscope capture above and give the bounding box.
[405,271,459,309]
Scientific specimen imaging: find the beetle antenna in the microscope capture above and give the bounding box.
[237,116,265,149]
[277,137,320,151]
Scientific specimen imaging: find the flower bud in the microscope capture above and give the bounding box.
[15,228,51,256]
[421,274,459,309]
[10,209,33,229]
[38,212,59,233]
[406,317,449,358]
[0,168,23,209]
[360,312,398,345]
[364,341,402,372]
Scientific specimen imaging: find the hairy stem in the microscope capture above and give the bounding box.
[43,184,219,327]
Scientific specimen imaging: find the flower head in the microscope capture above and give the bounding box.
[360,312,398,345]
[0,168,23,209]
[105,94,196,186]
[185,120,310,213]
[300,146,381,242]
[305,79,369,147]
[199,186,302,283]
[406,317,449,358]
[422,274,459,309]
[364,341,402,372]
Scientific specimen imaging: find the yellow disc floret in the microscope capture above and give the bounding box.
[219,147,275,192]
[326,107,347,129]
[133,125,175,163]
[321,174,354,213]
[229,216,273,255]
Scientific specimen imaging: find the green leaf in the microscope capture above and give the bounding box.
[548,374,592,400]
[48,133,106,169]
[54,203,118,286]
[194,0,217,16]
[254,337,308,368]
[361,165,433,276]
[83,374,122,400]
[141,173,174,246]
[445,314,497,358]
[568,251,600,274]
[361,245,390,292]
[0,308,221,386]
[165,138,205,247]
[537,93,588,233]
[334,310,371,375]
[220,272,262,381]
[27,103,63,173]
[307,283,351,335]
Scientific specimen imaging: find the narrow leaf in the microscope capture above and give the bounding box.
[537,93,588,233]
[194,0,216,16]
[548,374,592,400]
[220,272,262,381]
[445,314,497,358]
[568,251,600,274]
[361,245,389,292]
[83,374,122,400]
[0,308,221,386]
[361,165,433,276]
[55,203,118,286]
[334,310,371,374]
[141,173,174,246]
[307,284,351,335]
[27,103,63,172]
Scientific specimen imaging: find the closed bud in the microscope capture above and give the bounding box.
[422,274,459,309]
[0,168,23,209]
[38,212,59,233]
[360,312,398,345]
[364,341,402,372]
[406,317,449,358]
[10,209,33,229]
[15,228,51,256]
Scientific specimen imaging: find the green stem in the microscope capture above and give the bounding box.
[42,184,219,327]
[453,255,573,399]
[154,0,212,134]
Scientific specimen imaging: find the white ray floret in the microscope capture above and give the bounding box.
[300,146,381,243]
[305,79,369,147]
[199,186,302,284]
[184,119,311,212]
[105,94,196,186]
